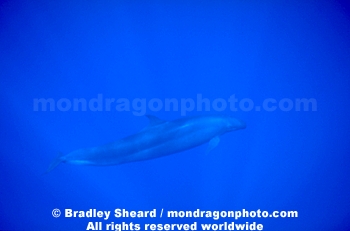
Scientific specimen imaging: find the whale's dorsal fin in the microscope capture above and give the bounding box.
[145,115,166,126]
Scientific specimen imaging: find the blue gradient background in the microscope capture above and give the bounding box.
[1,1,350,230]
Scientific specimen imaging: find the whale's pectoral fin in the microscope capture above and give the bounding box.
[45,151,64,174]
[206,136,220,154]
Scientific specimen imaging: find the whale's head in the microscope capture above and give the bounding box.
[225,116,246,131]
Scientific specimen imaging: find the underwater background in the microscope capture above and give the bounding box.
[1,0,350,230]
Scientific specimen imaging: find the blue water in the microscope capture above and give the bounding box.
[1,1,350,230]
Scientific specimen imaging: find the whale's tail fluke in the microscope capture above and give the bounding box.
[45,152,64,173]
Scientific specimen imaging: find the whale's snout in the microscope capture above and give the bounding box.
[238,120,246,129]
[227,117,246,131]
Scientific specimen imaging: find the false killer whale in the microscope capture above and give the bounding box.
[46,115,246,172]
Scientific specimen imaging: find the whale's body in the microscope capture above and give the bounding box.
[47,115,246,172]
